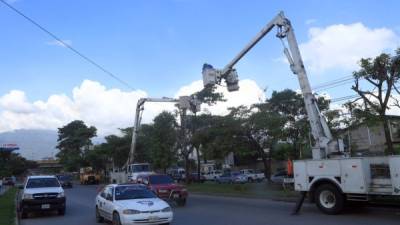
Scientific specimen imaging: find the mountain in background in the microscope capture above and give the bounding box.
[0,129,58,160]
[0,129,106,160]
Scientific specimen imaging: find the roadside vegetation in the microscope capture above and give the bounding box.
[187,182,298,200]
[0,188,17,225]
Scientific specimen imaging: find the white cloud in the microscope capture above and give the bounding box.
[175,79,265,115]
[300,23,399,72]
[0,79,265,136]
[46,40,72,48]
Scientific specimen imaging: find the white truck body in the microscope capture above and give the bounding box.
[294,156,400,198]
[109,163,154,184]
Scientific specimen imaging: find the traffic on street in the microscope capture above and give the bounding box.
[19,184,400,225]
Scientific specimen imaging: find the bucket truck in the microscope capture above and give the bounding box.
[110,96,200,184]
[202,11,400,214]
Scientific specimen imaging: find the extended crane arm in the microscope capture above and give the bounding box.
[202,11,343,159]
[127,96,201,165]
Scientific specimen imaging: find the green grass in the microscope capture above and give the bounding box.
[0,188,17,225]
[187,182,298,200]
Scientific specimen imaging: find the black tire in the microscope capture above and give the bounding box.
[96,207,104,223]
[20,209,28,219]
[248,178,254,183]
[314,184,345,215]
[112,212,121,225]
[177,198,187,206]
[58,208,66,216]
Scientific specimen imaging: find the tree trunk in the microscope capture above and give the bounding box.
[260,152,271,182]
[184,154,190,184]
[196,146,201,181]
[382,117,394,155]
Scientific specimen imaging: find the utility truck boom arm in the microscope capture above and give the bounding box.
[127,96,201,165]
[202,11,342,159]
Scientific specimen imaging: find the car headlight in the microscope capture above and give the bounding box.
[161,207,171,212]
[123,209,141,215]
[23,193,33,200]
[57,192,65,198]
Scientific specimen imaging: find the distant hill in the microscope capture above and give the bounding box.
[0,129,58,160]
[0,129,107,160]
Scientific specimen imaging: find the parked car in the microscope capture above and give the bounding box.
[188,173,206,183]
[19,175,66,218]
[239,169,265,182]
[167,168,186,182]
[137,174,188,206]
[203,170,223,181]
[95,183,173,225]
[270,170,288,184]
[56,174,73,188]
[3,177,15,186]
[216,172,247,184]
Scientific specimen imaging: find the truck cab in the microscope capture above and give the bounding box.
[127,163,154,182]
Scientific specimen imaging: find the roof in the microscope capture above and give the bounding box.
[27,175,57,179]
[108,183,147,188]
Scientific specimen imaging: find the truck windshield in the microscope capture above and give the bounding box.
[132,164,150,172]
[115,186,156,200]
[149,175,174,184]
[26,178,60,188]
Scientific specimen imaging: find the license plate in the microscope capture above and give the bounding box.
[41,204,50,209]
[148,216,159,221]
[173,194,179,198]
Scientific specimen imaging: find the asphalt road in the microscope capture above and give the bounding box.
[21,184,400,225]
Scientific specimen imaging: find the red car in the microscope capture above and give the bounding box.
[137,174,188,206]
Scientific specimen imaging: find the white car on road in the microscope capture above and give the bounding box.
[95,184,173,225]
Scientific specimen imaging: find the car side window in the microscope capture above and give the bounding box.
[100,187,108,199]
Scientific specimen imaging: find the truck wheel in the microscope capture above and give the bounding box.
[314,184,344,215]
[96,207,104,223]
[177,198,187,206]
[248,178,254,183]
[58,208,66,216]
[20,209,28,219]
[112,212,121,225]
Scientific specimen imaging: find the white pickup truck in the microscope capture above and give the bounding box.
[239,169,265,182]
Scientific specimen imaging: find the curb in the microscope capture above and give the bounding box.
[15,189,20,225]
[189,191,299,203]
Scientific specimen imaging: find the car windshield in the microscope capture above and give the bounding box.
[149,175,173,184]
[57,175,71,181]
[132,164,150,172]
[115,186,156,200]
[26,178,60,188]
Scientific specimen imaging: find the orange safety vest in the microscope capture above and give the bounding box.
[287,160,293,176]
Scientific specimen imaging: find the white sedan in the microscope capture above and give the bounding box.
[95,184,173,225]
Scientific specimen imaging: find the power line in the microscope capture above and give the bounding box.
[0,0,135,90]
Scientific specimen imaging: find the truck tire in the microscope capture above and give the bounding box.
[177,198,187,206]
[96,206,104,223]
[58,207,66,216]
[314,184,344,215]
[248,177,254,183]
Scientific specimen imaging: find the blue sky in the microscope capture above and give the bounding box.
[1,0,399,99]
[1,0,400,137]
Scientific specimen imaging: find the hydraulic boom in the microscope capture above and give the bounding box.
[202,11,343,159]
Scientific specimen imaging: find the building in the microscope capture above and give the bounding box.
[340,115,400,156]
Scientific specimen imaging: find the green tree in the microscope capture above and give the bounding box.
[149,111,178,172]
[351,49,400,154]
[267,89,336,159]
[0,153,37,177]
[56,120,97,171]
